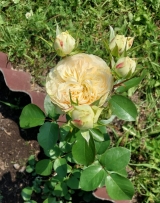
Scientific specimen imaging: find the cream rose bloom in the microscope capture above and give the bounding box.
[46,53,113,111]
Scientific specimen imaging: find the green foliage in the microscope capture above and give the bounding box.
[44,95,58,119]
[37,122,59,152]
[80,163,105,191]
[72,131,95,166]
[99,147,131,174]
[36,159,53,176]
[19,104,45,128]
[21,187,33,201]
[105,174,134,200]
[53,158,67,178]
[109,95,138,121]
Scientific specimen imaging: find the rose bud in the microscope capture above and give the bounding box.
[70,105,103,131]
[115,57,136,78]
[109,35,134,54]
[54,31,75,57]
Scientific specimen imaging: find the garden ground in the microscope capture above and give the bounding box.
[0,72,41,203]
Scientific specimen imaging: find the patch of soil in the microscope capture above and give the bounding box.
[0,72,40,203]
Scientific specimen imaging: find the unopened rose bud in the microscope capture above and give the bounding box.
[109,35,134,54]
[54,31,75,57]
[115,57,136,78]
[70,105,103,131]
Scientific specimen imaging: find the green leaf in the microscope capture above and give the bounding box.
[26,165,34,173]
[105,173,134,200]
[116,77,143,93]
[98,173,107,188]
[54,182,68,197]
[53,158,67,177]
[95,133,110,155]
[21,187,33,201]
[44,95,57,118]
[60,125,72,141]
[66,175,80,189]
[43,197,57,203]
[99,147,130,173]
[38,122,59,151]
[28,155,36,166]
[59,141,72,153]
[65,152,75,163]
[109,95,138,121]
[72,131,95,166]
[35,159,52,176]
[44,146,61,159]
[20,104,45,128]
[81,130,90,143]
[25,201,37,203]
[80,163,105,191]
[51,174,63,183]
[116,168,128,177]
[89,129,104,142]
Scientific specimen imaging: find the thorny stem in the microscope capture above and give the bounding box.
[113,78,130,89]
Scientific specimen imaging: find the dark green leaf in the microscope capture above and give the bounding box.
[59,141,72,153]
[53,158,67,177]
[38,122,59,151]
[44,146,61,159]
[95,133,110,155]
[99,147,131,173]
[65,152,75,163]
[105,173,134,200]
[72,131,95,166]
[36,159,52,176]
[21,187,33,201]
[28,155,36,166]
[20,104,45,128]
[51,174,63,183]
[25,201,37,203]
[80,163,105,191]
[54,182,68,197]
[43,197,57,203]
[60,125,72,141]
[109,95,138,121]
[67,175,80,189]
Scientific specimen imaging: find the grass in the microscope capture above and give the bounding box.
[0,0,160,202]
